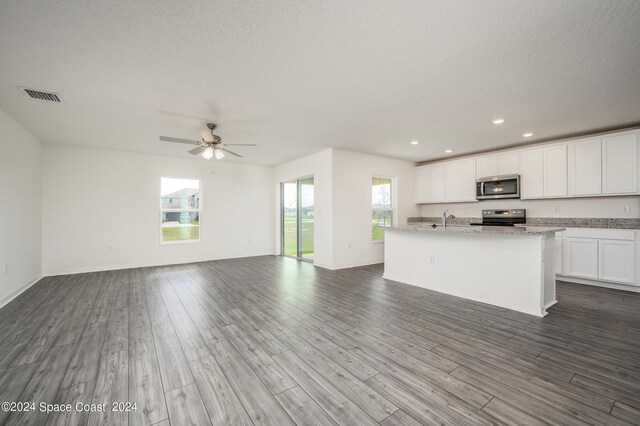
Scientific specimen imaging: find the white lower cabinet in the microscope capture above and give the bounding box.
[558,228,638,287]
[563,237,598,279]
[598,239,635,284]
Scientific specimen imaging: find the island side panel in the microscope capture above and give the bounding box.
[383,229,548,317]
[542,234,558,312]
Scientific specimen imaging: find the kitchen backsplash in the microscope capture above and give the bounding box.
[419,195,640,219]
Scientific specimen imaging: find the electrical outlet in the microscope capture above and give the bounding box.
[623,205,630,214]
[554,207,560,213]
[108,244,114,252]
[347,243,351,250]
[2,264,7,275]
[428,255,435,264]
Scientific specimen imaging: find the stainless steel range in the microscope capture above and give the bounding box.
[470,209,526,227]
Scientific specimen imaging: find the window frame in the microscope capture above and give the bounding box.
[160,176,202,245]
[371,175,397,243]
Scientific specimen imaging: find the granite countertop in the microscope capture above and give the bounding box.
[391,223,565,235]
[408,217,640,230]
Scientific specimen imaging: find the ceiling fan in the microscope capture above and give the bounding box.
[159,123,256,159]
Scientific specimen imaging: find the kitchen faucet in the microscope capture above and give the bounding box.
[442,210,456,229]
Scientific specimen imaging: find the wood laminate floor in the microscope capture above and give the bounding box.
[0,255,639,425]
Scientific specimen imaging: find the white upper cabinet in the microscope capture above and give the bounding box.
[602,131,638,194]
[416,129,638,204]
[476,152,519,178]
[497,152,520,175]
[416,159,475,204]
[568,138,602,196]
[445,159,476,202]
[416,164,446,203]
[415,166,428,203]
[476,155,497,179]
[543,145,567,197]
[521,145,566,198]
[520,148,544,198]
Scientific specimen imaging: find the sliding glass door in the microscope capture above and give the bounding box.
[281,176,314,260]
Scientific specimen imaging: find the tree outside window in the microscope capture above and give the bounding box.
[372,177,394,241]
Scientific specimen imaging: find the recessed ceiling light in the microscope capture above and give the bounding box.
[444,149,453,153]
[410,140,419,145]
[522,132,533,138]
[492,118,505,125]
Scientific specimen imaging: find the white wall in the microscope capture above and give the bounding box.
[273,149,333,268]
[273,148,418,270]
[420,196,640,219]
[331,149,419,268]
[0,109,42,307]
[42,144,275,275]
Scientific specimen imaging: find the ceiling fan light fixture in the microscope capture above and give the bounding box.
[200,130,214,142]
[160,122,255,159]
[202,146,214,159]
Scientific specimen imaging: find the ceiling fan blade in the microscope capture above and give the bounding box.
[223,144,257,146]
[188,146,206,155]
[222,148,243,157]
[159,136,200,145]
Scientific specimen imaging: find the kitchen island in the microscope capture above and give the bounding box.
[384,224,565,317]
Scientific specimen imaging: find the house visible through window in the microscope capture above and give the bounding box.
[161,177,200,243]
[372,176,393,241]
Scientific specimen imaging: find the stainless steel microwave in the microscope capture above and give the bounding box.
[476,174,520,200]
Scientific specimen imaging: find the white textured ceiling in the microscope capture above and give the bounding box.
[1,0,639,165]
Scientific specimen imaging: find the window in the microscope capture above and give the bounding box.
[160,177,200,243]
[372,176,394,241]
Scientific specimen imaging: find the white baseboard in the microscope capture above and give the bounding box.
[312,261,336,270]
[313,260,383,270]
[542,299,558,316]
[44,252,277,277]
[0,274,43,310]
[557,275,640,293]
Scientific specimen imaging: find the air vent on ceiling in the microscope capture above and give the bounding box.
[18,87,62,102]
